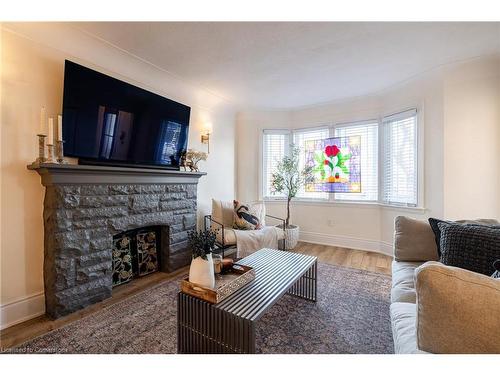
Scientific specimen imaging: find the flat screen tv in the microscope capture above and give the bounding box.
[62,60,190,169]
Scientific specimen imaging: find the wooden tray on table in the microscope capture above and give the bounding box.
[180,264,255,304]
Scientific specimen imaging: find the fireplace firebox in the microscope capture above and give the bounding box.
[112,226,168,286]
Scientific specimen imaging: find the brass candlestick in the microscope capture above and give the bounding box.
[56,140,67,164]
[46,144,56,163]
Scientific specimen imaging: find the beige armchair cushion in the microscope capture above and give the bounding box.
[394,216,439,262]
[251,201,266,226]
[211,199,234,227]
[218,228,236,246]
[416,261,500,353]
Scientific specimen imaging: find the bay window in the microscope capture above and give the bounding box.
[261,108,420,208]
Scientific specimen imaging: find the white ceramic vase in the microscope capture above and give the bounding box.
[189,253,215,288]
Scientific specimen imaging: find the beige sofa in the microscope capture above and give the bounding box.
[390,216,500,354]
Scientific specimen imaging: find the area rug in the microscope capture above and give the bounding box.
[10,263,393,354]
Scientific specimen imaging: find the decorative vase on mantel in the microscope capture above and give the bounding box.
[189,253,215,288]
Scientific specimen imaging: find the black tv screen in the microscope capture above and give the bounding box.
[62,60,190,169]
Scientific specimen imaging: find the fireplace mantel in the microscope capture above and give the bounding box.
[28,163,206,186]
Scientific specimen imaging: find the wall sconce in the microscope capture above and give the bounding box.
[201,131,210,153]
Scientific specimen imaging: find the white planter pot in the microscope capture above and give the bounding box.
[189,253,215,288]
[276,224,300,250]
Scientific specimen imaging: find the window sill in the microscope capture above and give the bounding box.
[263,198,426,213]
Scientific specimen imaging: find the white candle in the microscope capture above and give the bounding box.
[57,115,63,141]
[48,117,54,145]
[40,107,46,135]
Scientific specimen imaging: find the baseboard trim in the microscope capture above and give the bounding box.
[0,292,45,330]
[299,231,393,256]
[379,241,393,256]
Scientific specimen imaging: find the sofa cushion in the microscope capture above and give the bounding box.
[416,261,500,353]
[428,217,500,256]
[390,302,425,354]
[394,216,439,262]
[391,261,424,303]
[438,222,500,276]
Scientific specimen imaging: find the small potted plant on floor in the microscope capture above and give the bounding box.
[188,229,217,288]
[270,144,313,250]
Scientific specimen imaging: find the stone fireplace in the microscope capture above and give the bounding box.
[29,163,205,318]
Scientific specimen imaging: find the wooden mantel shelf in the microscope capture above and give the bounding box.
[27,163,207,186]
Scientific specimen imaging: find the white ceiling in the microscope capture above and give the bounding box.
[76,22,500,109]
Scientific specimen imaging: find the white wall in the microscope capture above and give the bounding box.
[0,23,236,329]
[236,56,500,253]
[443,58,500,219]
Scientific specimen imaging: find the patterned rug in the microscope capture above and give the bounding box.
[9,263,393,354]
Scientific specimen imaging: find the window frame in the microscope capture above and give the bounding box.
[379,108,421,208]
[292,125,331,202]
[260,107,423,209]
[331,119,380,204]
[260,129,291,200]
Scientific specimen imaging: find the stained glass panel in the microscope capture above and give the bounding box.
[304,136,361,193]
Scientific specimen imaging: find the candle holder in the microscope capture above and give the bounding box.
[56,140,67,164]
[46,144,57,164]
[29,134,47,168]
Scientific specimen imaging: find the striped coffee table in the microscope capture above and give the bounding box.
[177,248,318,353]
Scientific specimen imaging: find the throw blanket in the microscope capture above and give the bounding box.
[234,226,285,258]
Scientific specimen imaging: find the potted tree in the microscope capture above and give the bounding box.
[188,229,217,288]
[270,144,313,250]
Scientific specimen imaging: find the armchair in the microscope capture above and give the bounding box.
[204,199,285,258]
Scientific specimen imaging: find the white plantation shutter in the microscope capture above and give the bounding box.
[293,127,330,200]
[334,121,378,201]
[381,109,418,206]
[262,130,290,198]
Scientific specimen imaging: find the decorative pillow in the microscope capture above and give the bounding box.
[428,218,500,256]
[437,222,500,276]
[233,200,261,230]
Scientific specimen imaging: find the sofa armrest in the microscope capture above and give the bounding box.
[415,262,500,353]
[394,216,439,262]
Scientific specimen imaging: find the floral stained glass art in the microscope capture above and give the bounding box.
[304,136,361,193]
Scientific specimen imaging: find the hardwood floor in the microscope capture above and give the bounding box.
[292,242,392,275]
[0,242,392,350]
